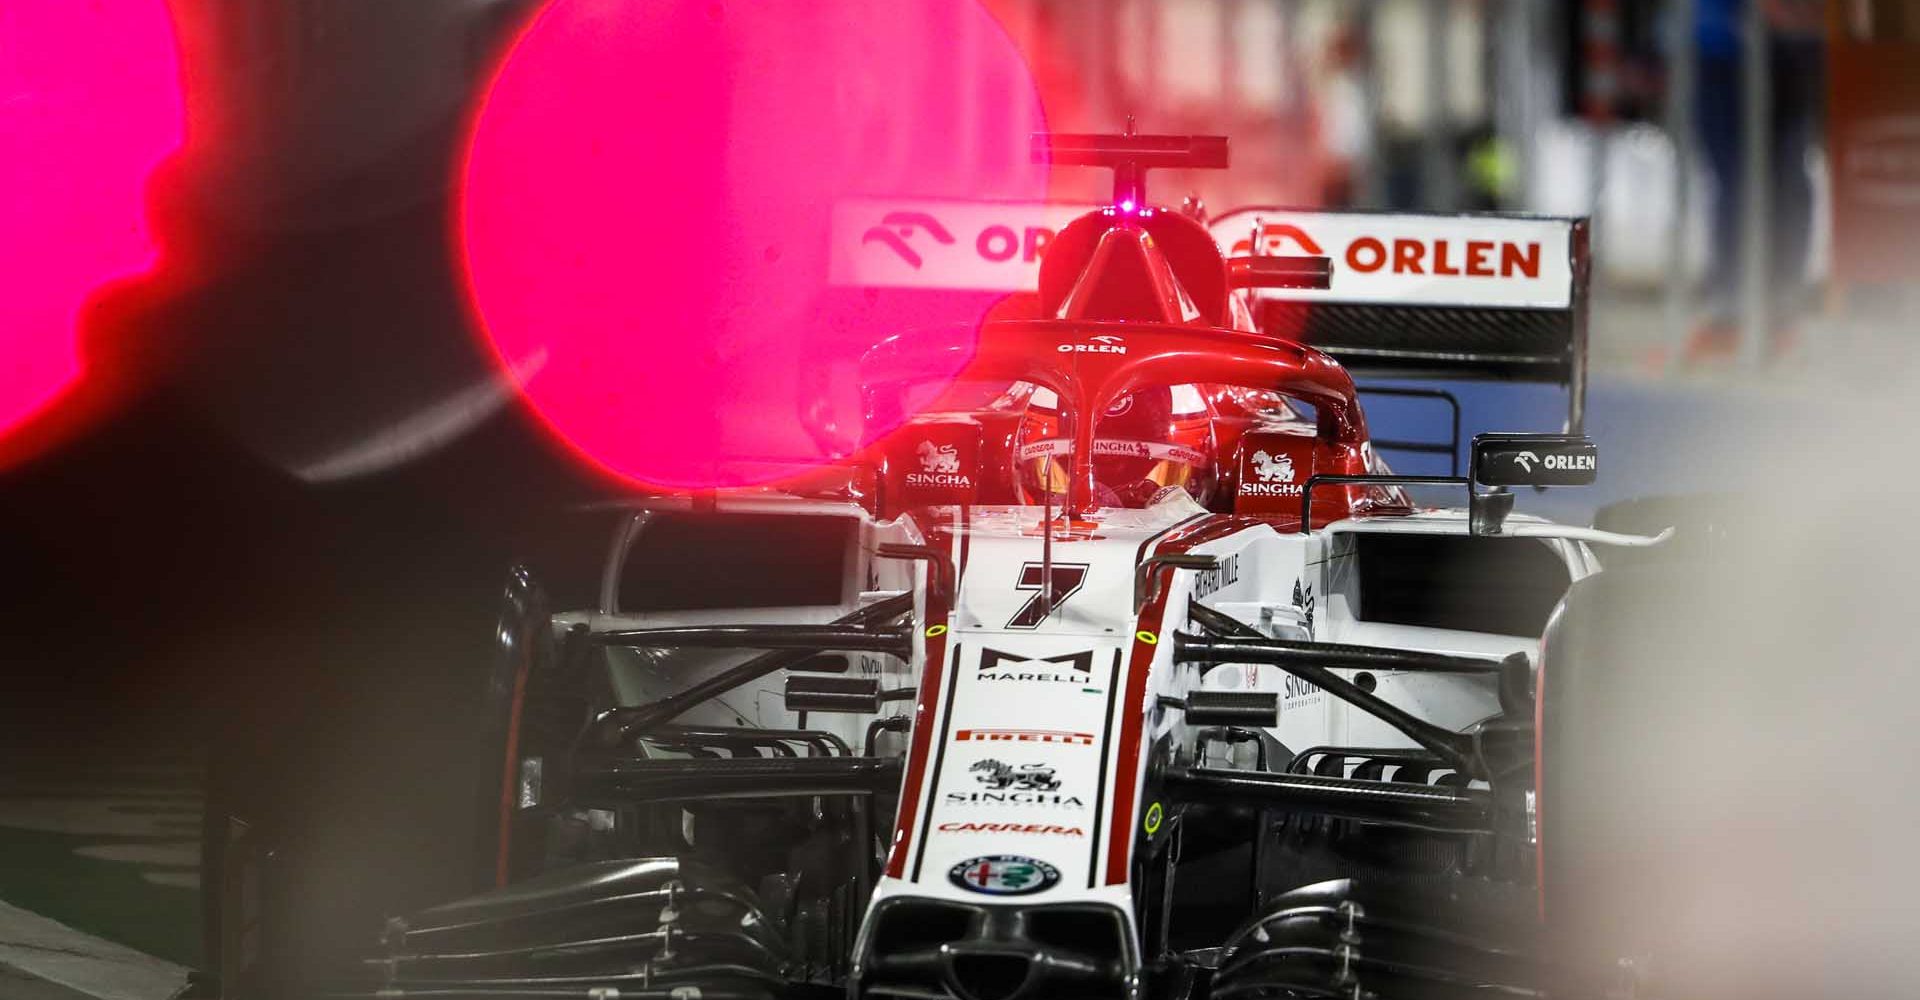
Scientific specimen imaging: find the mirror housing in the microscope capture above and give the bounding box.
[1227,254,1333,291]
[1468,433,1598,535]
[1472,434,1598,489]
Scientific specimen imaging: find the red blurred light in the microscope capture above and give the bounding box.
[0,1,184,446]
[459,0,1047,490]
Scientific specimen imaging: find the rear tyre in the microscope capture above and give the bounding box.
[472,564,594,889]
[1536,559,1740,997]
[1590,493,1740,570]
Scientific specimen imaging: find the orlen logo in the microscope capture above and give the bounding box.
[1344,235,1541,279]
[906,439,971,489]
[1057,334,1126,355]
[1233,222,1542,280]
[858,209,1057,269]
[861,211,955,269]
[1514,450,1595,473]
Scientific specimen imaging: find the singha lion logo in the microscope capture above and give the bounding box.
[1250,450,1295,483]
[970,759,1061,792]
[918,441,960,473]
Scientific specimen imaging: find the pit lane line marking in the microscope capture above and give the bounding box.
[0,900,186,1000]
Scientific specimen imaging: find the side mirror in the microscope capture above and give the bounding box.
[1472,434,1598,489]
[1227,254,1333,291]
[1468,434,1597,535]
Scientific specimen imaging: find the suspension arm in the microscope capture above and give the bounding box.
[590,591,915,741]
[1164,766,1492,834]
[594,623,912,656]
[574,755,903,803]
[1182,602,1482,779]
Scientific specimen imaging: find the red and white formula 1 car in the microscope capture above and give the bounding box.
[204,133,1676,1000]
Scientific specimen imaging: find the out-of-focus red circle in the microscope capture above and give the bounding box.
[459,0,1047,490]
[0,0,184,449]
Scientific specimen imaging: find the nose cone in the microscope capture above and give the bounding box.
[943,946,1036,1000]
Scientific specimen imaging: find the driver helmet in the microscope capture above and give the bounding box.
[1014,384,1216,509]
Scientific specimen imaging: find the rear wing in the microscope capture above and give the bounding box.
[826,200,1591,433]
[1207,208,1592,433]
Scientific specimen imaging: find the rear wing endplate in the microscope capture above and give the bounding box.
[1207,208,1591,433]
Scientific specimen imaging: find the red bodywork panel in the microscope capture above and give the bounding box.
[855,205,1406,526]
[866,319,1373,516]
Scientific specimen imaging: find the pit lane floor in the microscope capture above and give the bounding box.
[0,745,198,999]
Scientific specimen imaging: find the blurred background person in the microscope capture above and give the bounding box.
[1315,22,1372,207]
[1685,0,1827,364]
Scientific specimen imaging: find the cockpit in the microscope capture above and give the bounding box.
[857,131,1387,521]
[882,374,1319,514]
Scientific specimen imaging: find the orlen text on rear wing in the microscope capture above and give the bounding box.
[1208,208,1592,434]
[826,200,1591,432]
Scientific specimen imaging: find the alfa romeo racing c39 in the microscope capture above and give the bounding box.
[203,132,1674,1000]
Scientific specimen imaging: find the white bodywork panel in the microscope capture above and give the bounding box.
[1184,510,1596,765]
[879,504,1203,917]
[559,494,1616,946]
[555,497,927,754]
